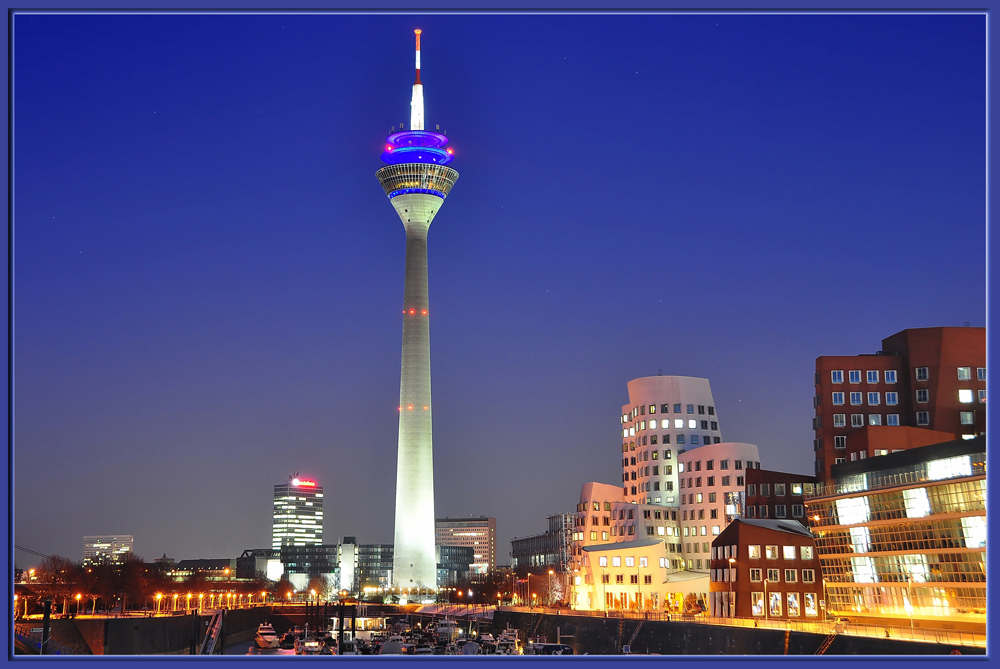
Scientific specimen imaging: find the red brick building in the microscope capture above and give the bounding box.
[709,518,822,620]
[813,327,984,482]
[743,469,817,522]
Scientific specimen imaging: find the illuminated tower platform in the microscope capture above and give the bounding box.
[376,29,458,597]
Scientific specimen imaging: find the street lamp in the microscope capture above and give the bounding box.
[548,570,554,607]
[155,593,162,615]
[728,558,736,618]
[186,594,192,612]
[905,576,914,632]
[173,593,178,613]
[75,594,81,617]
[526,574,531,607]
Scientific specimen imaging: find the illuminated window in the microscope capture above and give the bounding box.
[831,370,843,383]
[673,419,684,429]
[916,411,929,425]
[850,392,862,405]
[599,556,608,567]
[688,419,697,429]
[765,545,778,560]
[748,545,761,559]
[868,414,881,426]
[866,371,878,383]
[957,367,971,380]
[959,389,973,403]
[960,411,974,425]
[849,370,861,383]
[696,493,703,503]
[832,392,845,405]
[612,556,621,567]
[711,526,720,535]
[649,419,657,429]
[590,531,597,540]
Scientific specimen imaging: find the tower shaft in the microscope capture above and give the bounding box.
[391,198,438,591]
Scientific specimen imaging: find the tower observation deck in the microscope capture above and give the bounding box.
[377,29,459,599]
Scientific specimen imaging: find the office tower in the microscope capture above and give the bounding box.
[813,326,985,483]
[435,517,497,576]
[376,29,459,594]
[620,375,723,505]
[510,514,573,573]
[82,535,134,566]
[271,475,324,550]
[806,436,985,624]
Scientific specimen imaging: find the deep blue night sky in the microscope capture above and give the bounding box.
[13,13,985,566]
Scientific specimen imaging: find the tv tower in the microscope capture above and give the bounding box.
[376,29,459,597]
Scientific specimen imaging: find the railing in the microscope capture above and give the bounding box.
[13,622,75,655]
[495,607,985,648]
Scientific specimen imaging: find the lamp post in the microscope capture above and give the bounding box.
[601,567,607,613]
[75,594,81,617]
[548,570,554,607]
[526,574,531,608]
[728,558,736,618]
[763,574,768,621]
[155,593,162,615]
[906,576,914,632]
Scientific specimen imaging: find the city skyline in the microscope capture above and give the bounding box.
[12,13,985,567]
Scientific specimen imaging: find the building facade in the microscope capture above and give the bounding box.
[271,476,324,550]
[743,469,817,523]
[805,436,985,624]
[678,442,762,571]
[709,518,822,620]
[813,326,985,482]
[237,548,282,581]
[435,517,496,576]
[510,514,573,572]
[82,535,134,566]
[620,376,724,506]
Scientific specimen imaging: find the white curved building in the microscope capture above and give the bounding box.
[620,376,724,506]
[677,441,761,571]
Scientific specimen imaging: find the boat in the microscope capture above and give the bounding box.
[496,627,522,655]
[294,625,323,655]
[255,623,280,649]
[436,618,460,644]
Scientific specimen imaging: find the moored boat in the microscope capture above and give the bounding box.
[255,623,279,649]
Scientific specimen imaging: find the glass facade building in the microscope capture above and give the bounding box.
[805,437,985,622]
[271,476,324,550]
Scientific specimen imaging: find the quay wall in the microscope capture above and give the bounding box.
[490,611,984,656]
[36,607,273,655]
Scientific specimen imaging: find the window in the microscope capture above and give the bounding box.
[774,505,786,518]
[831,370,843,383]
[848,370,861,383]
[643,574,652,585]
[802,569,816,583]
[615,574,624,584]
[959,389,973,403]
[866,370,878,383]
[886,392,898,406]
[760,483,769,496]
[720,459,730,470]
[590,531,597,540]
[735,460,743,470]
[766,568,780,582]
[758,505,768,517]
[791,483,802,495]
[707,476,715,486]
[832,392,845,405]
[867,392,879,405]
[765,545,778,560]
[688,419,697,429]
[751,592,764,617]
[602,531,608,540]
[747,484,756,496]
[916,411,929,425]
[709,492,716,503]
[782,546,796,560]
[977,367,986,381]
[691,435,700,445]
[849,392,862,405]
[737,476,744,486]
[979,390,986,403]
[711,421,718,430]
[696,493,703,503]
[625,556,635,567]
[799,546,813,560]
[674,403,682,413]
[698,405,705,415]
[914,389,929,404]
[787,593,800,617]
[712,525,720,535]
[696,477,702,487]
[851,414,864,427]
[868,414,881,426]
[748,545,761,559]
[791,504,803,518]
[721,476,730,486]
[784,569,797,583]
[885,370,897,384]
[874,449,888,456]
[833,413,845,427]
[961,412,974,425]
[599,556,608,567]
[774,483,785,496]
[835,457,845,464]
[887,414,899,426]
[700,526,707,536]
[957,367,971,380]
[916,367,928,381]
[750,568,762,582]
[687,404,694,414]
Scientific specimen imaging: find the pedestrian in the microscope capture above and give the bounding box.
[885,628,890,638]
